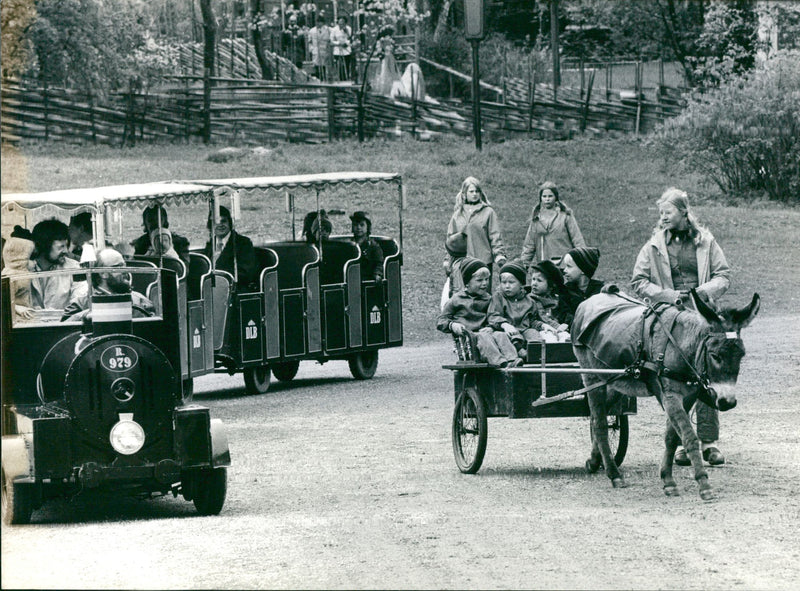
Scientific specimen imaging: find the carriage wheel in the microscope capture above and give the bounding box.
[272,361,300,382]
[2,464,33,525]
[452,387,487,474]
[609,415,630,467]
[243,365,271,395]
[348,351,379,380]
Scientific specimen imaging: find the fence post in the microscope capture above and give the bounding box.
[528,66,536,133]
[580,69,594,133]
[43,82,50,141]
[184,77,191,142]
[327,86,336,141]
[203,67,211,143]
[658,58,665,100]
[608,61,613,100]
[580,55,585,100]
[89,92,97,144]
[634,61,642,136]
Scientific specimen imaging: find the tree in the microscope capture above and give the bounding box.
[1,0,37,80]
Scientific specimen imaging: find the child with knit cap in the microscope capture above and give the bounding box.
[443,232,468,298]
[437,257,521,367]
[487,261,565,354]
[528,260,571,341]
[1,226,36,320]
[560,246,604,325]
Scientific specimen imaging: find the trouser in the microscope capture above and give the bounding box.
[473,328,519,367]
[695,399,720,443]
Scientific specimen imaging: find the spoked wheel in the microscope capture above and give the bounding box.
[452,387,487,474]
[609,414,630,467]
[243,365,271,395]
[348,351,379,380]
[2,464,33,525]
[272,360,300,382]
[183,468,227,516]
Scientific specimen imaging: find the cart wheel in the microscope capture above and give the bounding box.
[609,415,629,467]
[184,468,227,516]
[348,351,379,380]
[2,464,33,525]
[272,361,300,382]
[243,365,271,394]
[452,387,487,474]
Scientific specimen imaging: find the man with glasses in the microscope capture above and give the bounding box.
[62,248,154,320]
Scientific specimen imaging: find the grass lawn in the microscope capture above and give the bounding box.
[2,137,798,343]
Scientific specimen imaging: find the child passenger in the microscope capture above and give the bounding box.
[487,262,566,355]
[528,260,571,342]
[443,232,467,298]
[560,246,604,326]
[437,258,522,367]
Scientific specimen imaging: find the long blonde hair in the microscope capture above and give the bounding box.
[654,187,706,240]
[454,176,490,213]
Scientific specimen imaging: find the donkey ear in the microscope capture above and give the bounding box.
[690,288,723,324]
[730,293,760,329]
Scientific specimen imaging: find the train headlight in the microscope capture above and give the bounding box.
[109,413,145,455]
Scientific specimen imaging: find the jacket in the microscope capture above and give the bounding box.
[519,205,585,268]
[204,231,257,290]
[437,289,491,334]
[631,227,730,305]
[487,290,543,332]
[446,203,506,266]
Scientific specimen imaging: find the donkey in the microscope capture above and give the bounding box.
[571,288,760,500]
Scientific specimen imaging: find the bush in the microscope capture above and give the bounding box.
[656,50,800,204]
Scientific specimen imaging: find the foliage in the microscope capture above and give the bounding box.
[24,0,183,96]
[656,50,800,204]
[1,0,37,80]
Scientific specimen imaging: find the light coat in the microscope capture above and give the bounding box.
[519,205,585,268]
[446,202,506,266]
[631,227,730,305]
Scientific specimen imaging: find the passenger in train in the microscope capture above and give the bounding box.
[1,225,35,319]
[302,210,333,243]
[146,228,182,261]
[131,205,191,265]
[62,247,154,320]
[350,211,384,281]
[30,218,83,310]
[67,211,96,265]
[204,205,257,290]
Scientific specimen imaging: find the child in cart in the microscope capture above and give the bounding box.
[559,246,604,327]
[437,257,523,367]
[443,232,467,300]
[528,260,571,342]
[487,262,569,358]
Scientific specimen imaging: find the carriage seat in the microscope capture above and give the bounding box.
[187,252,211,301]
[262,242,318,289]
[318,240,359,285]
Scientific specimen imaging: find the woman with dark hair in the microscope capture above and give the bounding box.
[131,205,190,265]
[302,210,332,243]
[518,181,585,273]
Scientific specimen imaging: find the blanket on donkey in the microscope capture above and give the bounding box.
[572,292,680,370]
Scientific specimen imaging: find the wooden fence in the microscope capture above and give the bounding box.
[1,75,685,147]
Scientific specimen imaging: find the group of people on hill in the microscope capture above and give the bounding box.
[437,177,731,465]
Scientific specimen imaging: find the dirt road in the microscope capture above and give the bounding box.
[2,315,799,589]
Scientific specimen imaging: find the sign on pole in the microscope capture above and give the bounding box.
[464,0,486,40]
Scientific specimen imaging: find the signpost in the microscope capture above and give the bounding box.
[464,0,485,151]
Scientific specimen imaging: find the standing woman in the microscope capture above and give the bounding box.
[518,181,585,273]
[631,187,731,466]
[445,177,507,287]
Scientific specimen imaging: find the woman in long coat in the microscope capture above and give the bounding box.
[518,181,585,272]
[445,177,507,285]
[631,187,731,467]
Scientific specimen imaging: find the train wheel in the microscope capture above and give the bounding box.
[1,464,33,525]
[610,415,630,467]
[243,365,271,395]
[187,468,227,516]
[272,361,300,382]
[348,351,379,380]
[452,387,487,474]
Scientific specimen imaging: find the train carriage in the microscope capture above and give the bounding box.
[190,172,405,394]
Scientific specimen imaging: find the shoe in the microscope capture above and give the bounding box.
[703,447,725,465]
[508,357,524,368]
[674,447,691,466]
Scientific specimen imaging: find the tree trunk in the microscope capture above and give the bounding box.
[250,0,274,79]
[199,0,217,76]
[433,0,453,43]
[656,0,697,87]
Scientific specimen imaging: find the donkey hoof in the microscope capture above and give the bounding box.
[585,458,601,474]
[663,485,680,497]
[611,477,628,488]
[699,488,715,501]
